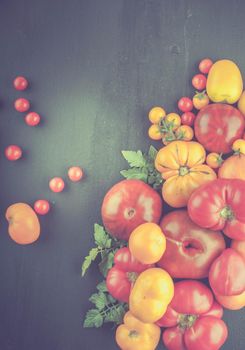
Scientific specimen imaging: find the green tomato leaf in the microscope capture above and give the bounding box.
[104,304,127,324]
[89,292,107,310]
[121,150,146,167]
[120,168,148,182]
[96,281,108,293]
[83,309,103,328]
[81,247,99,276]
[148,145,158,161]
[94,224,111,248]
[99,251,115,277]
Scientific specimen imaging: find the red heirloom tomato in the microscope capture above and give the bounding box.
[194,103,245,153]
[101,179,162,240]
[106,247,151,302]
[231,239,245,260]
[188,179,245,240]
[157,210,225,279]
[158,280,228,350]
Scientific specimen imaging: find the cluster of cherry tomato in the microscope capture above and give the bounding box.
[5,76,84,216]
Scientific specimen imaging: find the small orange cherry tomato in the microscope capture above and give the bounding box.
[129,223,166,264]
[148,106,166,124]
[148,124,162,140]
[193,91,209,110]
[165,113,181,131]
[206,152,223,169]
[232,139,245,154]
[175,125,194,141]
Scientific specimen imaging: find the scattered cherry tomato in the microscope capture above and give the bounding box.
[206,152,223,169]
[175,125,194,141]
[13,76,28,90]
[25,112,41,126]
[199,58,213,74]
[5,145,22,161]
[68,166,84,182]
[181,112,196,126]
[192,74,207,90]
[49,177,65,193]
[148,124,162,140]
[232,139,245,154]
[14,98,30,112]
[34,200,50,215]
[165,113,181,131]
[148,106,166,124]
[177,97,193,112]
[193,91,209,110]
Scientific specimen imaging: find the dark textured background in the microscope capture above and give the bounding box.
[0,0,244,349]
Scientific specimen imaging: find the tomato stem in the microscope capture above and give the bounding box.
[179,166,189,176]
[128,330,139,338]
[179,314,198,329]
[220,206,234,220]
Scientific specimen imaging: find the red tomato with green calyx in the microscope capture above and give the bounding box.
[101,179,162,240]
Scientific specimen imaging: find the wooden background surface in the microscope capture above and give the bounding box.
[0,0,244,349]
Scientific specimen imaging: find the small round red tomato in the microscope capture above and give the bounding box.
[178,97,193,112]
[181,112,196,126]
[34,200,50,215]
[199,58,213,74]
[49,177,65,193]
[192,74,207,90]
[68,166,84,182]
[5,145,22,161]
[14,98,30,112]
[13,76,28,90]
[25,112,40,126]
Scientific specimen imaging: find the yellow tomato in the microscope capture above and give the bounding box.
[129,223,166,264]
[206,152,223,169]
[192,92,209,110]
[238,91,245,115]
[165,113,181,131]
[148,124,162,140]
[175,125,194,141]
[148,106,166,124]
[232,139,245,154]
[206,59,243,104]
[129,268,174,323]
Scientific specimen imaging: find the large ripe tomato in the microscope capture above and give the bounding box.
[231,239,245,260]
[159,280,228,350]
[188,179,245,240]
[5,203,40,244]
[194,103,245,153]
[215,291,245,311]
[157,210,225,279]
[218,153,245,180]
[101,179,162,240]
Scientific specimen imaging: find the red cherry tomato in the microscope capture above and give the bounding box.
[25,112,40,126]
[192,74,207,90]
[181,112,196,126]
[49,177,65,193]
[13,76,28,90]
[68,166,84,182]
[199,58,213,74]
[5,145,22,161]
[14,98,30,112]
[34,200,50,215]
[178,97,193,112]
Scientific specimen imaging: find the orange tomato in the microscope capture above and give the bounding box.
[192,91,209,110]
[232,138,245,154]
[231,240,245,260]
[129,223,166,264]
[215,291,245,310]
[5,203,40,244]
[148,124,162,140]
[175,125,194,141]
[155,141,217,208]
[218,154,245,180]
[165,113,181,131]
[149,106,166,124]
[206,152,223,169]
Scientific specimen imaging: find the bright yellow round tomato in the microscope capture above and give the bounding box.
[232,139,245,154]
[175,125,194,141]
[129,223,166,264]
[192,92,209,110]
[165,113,181,131]
[206,152,223,169]
[148,106,166,124]
[148,124,162,140]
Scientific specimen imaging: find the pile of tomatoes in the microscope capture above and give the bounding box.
[98,58,245,350]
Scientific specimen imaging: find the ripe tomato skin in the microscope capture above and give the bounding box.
[192,92,209,110]
[149,106,166,124]
[114,247,153,273]
[101,179,162,240]
[34,200,50,215]
[231,239,245,260]
[162,327,185,350]
[14,98,30,112]
[175,125,194,141]
[13,76,28,90]
[181,112,196,126]
[5,145,22,161]
[192,74,207,90]
[68,166,83,182]
[206,152,223,169]
[188,178,245,240]
[199,58,213,74]
[148,124,162,140]
[178,97,193,112]
[25,112,40,126]
[49,177,65,193]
